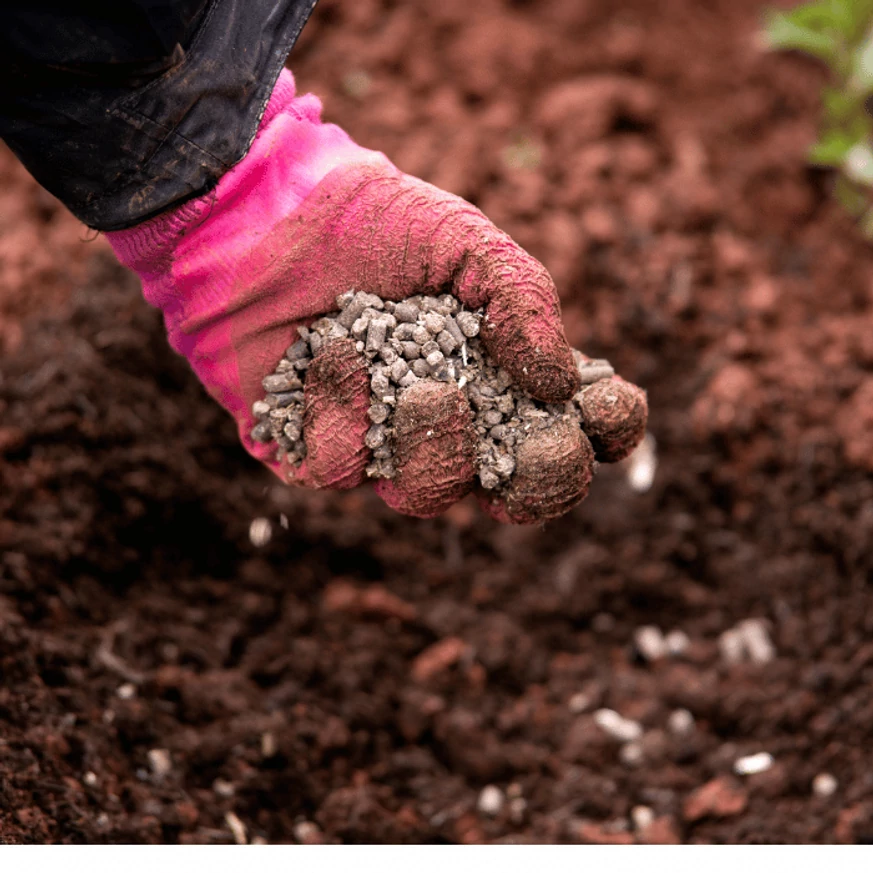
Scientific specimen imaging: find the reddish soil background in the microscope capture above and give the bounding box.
[2,0,873,845]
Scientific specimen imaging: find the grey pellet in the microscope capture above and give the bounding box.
[411,325,430,345]
[444,316,466,346]
[337,295,369,329]
[380,345,399,365]
[356,293,385,311]
[401,341,421,360]
[424,312,446,334]
[394,323,417,341]
[398,371,419,388]
[284,420,302,442]
[420,340,440,357]
[371,370,391,395]
[394,301,420,323]
[411,359,430,378]
[366,318,388,353]
[326,322,349,341]
[335,290,356,309]
[479,468,500,490]
[439,294,459,314]
[368,403,390,424]
[576,362,616,385]
[496,394,515,415]
[389,359,410,383]
[494,455,516,477]
[251,421,273,443]
[456,311,480,337]
[263,372,302,393]
[436,330,458,356]
[252,400,271,417]
[483,410,503,426]
[285,339,310,361]
[365,424,387,449]
[351,315,370,340]
[273,390,304,407]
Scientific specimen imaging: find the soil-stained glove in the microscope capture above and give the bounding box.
[108,70,641,523]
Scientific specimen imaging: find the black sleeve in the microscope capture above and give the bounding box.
[0,1,318,230]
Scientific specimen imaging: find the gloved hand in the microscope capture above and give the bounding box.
[108,70,645,523]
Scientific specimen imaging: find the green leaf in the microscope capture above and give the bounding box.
[846,0,873,41]
[809,130,856,165]
[822,86,863,123]
[762,10,839,62]
[852,32,873,89]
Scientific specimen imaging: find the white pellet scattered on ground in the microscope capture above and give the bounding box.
[477,785,505,816]
[634,625,668,661]
[249,517,272,547]
[619,741,644,767]
[116,682,136,699]
[261,731,277,758]
[667,708,695,736]
[719,619,776,665]
[733,751,774,776]
[631,805,655,832]
[737,618,776,664]
[626,431,657,493]
[293,821,321,844]
[718,627,746,665]
[83,771,98,787]
[225,811,247,845]
[568,692,592,714]
[665,629,690,657]
[147,748,172,778]
[594,708,644,743]
[812,773,838,798]
[213,778,236,797]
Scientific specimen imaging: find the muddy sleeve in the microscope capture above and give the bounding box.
[0,0,317,231]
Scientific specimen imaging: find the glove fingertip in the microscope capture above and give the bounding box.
[481,421,595,524]
[577,376,648,463]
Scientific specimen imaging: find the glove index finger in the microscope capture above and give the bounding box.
[455,243,581,404]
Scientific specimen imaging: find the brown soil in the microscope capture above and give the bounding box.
[2,0,873,845]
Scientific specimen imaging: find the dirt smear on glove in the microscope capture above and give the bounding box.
[2,0,873,846]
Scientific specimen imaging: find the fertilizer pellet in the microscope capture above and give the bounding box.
[477,785,505,816]
[812,773,838,798]
[633,625,668,662]
[667,708,695,736]
[593,708,643,743]
[733,751,774,776]
[249,291,643,494]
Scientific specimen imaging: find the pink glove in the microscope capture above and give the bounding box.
[108,71,642,523]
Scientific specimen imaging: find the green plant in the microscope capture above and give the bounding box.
[763,0,873,232]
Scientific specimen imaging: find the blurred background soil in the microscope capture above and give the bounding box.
[1,0,873,844]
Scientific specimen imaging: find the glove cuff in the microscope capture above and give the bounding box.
[106,69,388,283]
